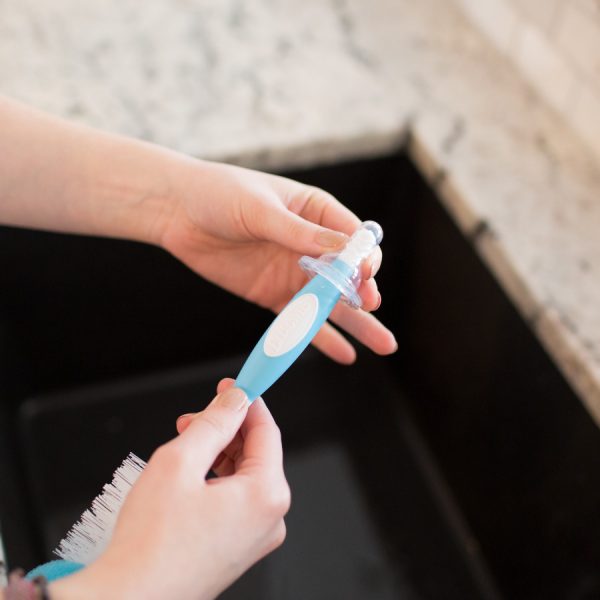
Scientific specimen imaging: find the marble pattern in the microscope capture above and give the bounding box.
[0,0,406,168]
[1,0,600,426]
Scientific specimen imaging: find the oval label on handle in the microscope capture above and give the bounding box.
[264,293,319,357]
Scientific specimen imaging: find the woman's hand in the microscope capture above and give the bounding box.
[159,159,397,364]
[0,95,396,363]
[50,381,289,600]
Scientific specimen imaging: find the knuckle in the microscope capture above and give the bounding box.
[240,200,267,237]
[305,185,332,203]
[196,411,228,441]
[279,481,292,514]
[260,480,291,518]
[268,521,288,552]
[302,186,330,214]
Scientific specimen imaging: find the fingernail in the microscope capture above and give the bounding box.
[316,229,348,249]
[214,387,248,411]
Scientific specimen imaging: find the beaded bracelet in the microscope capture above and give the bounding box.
[3,569,50,599]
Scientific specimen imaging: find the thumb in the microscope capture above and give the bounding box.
[173,387,249,474]
[257,206,349,257]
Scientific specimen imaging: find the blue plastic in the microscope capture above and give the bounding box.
[27,559,84,582]
[235,273,342,401]
[235,221,383,402]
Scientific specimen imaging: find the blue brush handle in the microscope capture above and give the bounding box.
[27,560,84,582]
[235,273,342,401]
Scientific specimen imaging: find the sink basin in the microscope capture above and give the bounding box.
[1,153,599,599]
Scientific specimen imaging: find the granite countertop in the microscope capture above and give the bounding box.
[1,0,600,427]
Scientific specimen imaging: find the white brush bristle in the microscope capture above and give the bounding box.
[337,228,376,268]
[54,452,147,565]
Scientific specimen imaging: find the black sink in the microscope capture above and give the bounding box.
[1,154,599,599]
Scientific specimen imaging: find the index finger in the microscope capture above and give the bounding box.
[305,190,361,236]
[280,180,361,236]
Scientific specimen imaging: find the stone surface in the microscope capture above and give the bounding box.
[1,0,600,426]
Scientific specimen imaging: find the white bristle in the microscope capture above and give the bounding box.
[54,453,147,564]
[337,228,376,268]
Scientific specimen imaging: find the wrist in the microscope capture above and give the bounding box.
[80,132,187,247]
[0,97,183,246]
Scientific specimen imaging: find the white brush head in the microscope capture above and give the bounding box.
[54,453,147,565]
[299,220,384,309]
[337,223,382,269]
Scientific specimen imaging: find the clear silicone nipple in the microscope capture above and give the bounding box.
[299,220,383,309]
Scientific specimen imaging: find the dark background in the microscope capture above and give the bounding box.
[1,153,599,599]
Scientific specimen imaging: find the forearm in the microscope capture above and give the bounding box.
[0,95,186,244]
